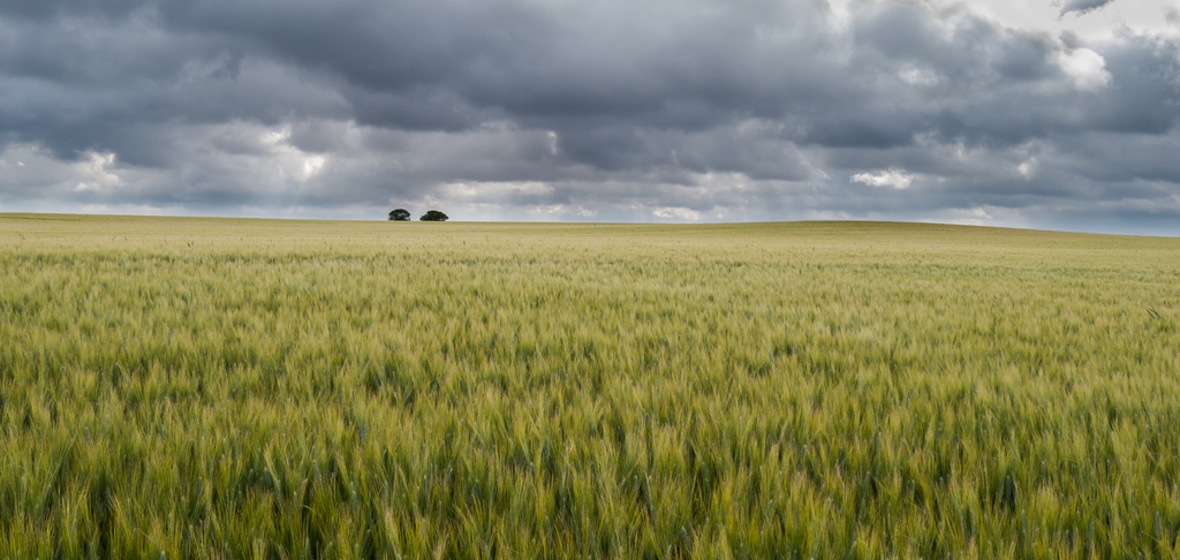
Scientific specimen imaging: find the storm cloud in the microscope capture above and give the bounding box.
[1060,0,1115,16]
[1,0,1178,233]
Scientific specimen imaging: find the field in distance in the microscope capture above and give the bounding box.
[1,213,1178,559]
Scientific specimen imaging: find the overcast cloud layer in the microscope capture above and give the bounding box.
[1,0,1179,234]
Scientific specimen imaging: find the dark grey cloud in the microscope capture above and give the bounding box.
[0,0,1178,234]
[1061,0,1116,17]
[0,0,150,22]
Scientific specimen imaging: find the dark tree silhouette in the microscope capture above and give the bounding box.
[420,210,449,222]
[388,208,411,221]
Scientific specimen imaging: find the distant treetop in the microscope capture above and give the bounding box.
[388,208,411,221]
[420,210,448,222]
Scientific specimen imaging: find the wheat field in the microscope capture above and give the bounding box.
[1,213,1178,559]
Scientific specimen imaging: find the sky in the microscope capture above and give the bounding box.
[1,0,1179,235]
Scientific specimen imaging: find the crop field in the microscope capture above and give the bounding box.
[1,213,1179,559]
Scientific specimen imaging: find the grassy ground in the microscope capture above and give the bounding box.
[1,213,1179,559]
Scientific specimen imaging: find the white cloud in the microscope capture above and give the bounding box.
[262,126,292,145]
[440,181,554,201]
[530,203,596,217]
[73,151,123,192]
[807,209,854,220]
[928,0,1178,43]
[898,65,939,86]
[547,131,560,156]
[1018,157,1038,179]
[934,204,1032,229]
[78,203,184,216]
[852,169,914,190]
[300,155,327,181]
[652,207,702,220]
[1058,47,1111,91]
